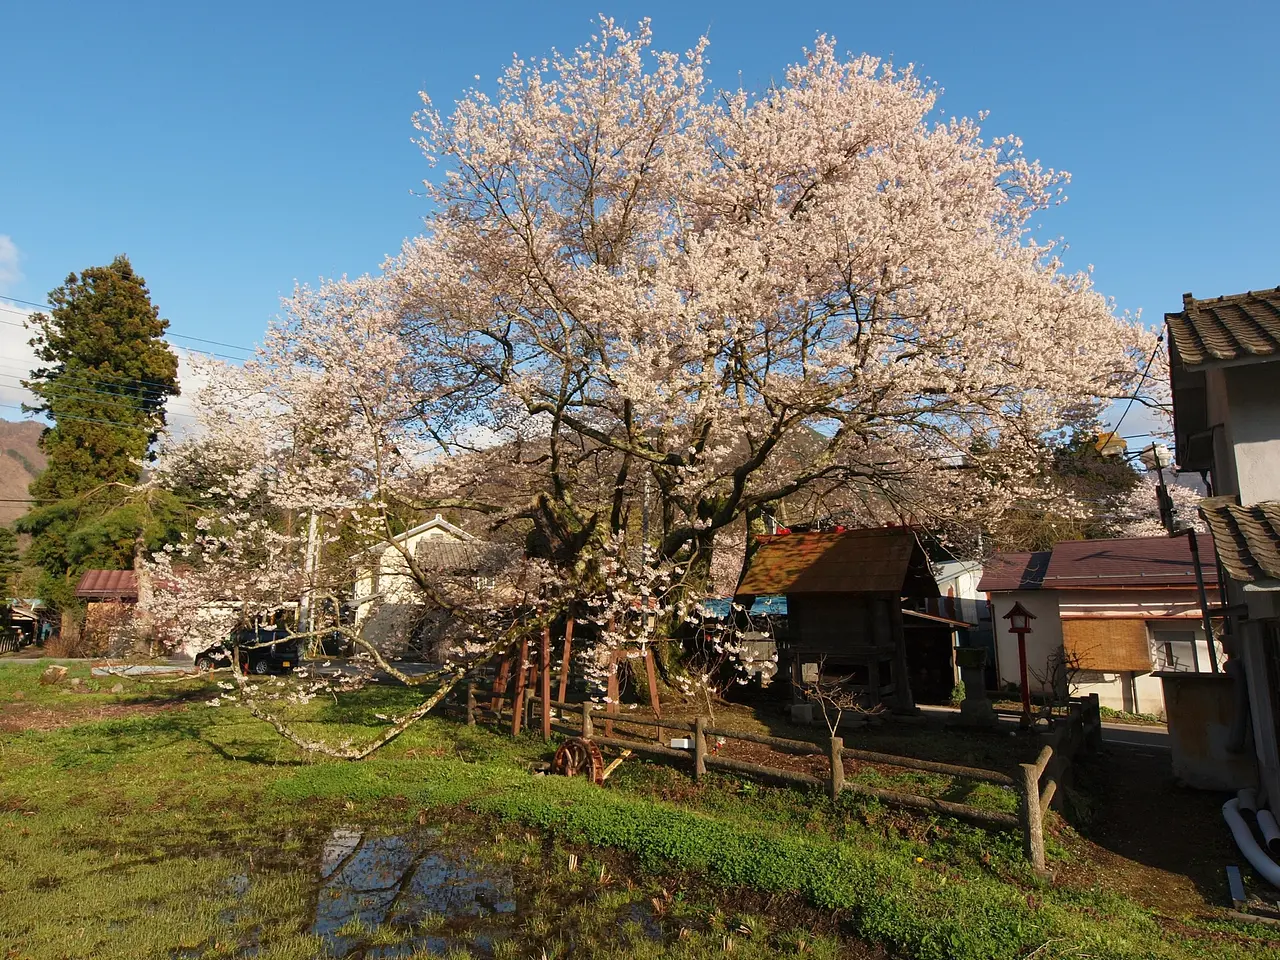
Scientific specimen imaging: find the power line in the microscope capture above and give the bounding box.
[0,306,254,361]
[0,403,189,433]
[0,372,197,419]
[0,352,189,396]
[0,297,255,353]
[1110,335,1164,441]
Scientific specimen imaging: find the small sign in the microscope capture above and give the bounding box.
[801,662,819,683]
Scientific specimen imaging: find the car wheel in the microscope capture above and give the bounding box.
[252,659,272,675]
[195,655,212,673]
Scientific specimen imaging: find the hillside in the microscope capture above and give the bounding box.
[0,419,46,525]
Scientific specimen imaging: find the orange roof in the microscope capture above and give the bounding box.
[735,527,938,598]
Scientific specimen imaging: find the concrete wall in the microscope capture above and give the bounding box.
[990,591,1062,694]
[1161,671,1258,790]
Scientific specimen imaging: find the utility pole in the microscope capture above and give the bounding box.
[1140,444,1219,673]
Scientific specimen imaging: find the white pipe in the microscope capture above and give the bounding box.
[1239,787,1259,817]
[1259,809,1280,858]
[1223,798,1280,888]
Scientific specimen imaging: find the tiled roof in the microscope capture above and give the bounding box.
[74,569,138,600]
[413,539,515,574]
[976,551,1052,593]
[1041,536,1218,590]
[735,527,937,597]
[1199,497,1280,583]
[1166,287,1280,368]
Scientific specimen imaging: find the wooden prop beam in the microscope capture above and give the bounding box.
[490,656,512,711]
[540,626,552,741]
[557,615,575,704]
[644,646,662,719]
[511,637,529,736]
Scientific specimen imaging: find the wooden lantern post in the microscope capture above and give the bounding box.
[1002,601,1037,728]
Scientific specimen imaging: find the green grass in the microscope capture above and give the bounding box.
[0,660,1273,960]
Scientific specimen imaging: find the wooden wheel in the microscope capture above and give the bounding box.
[551,737,605,785]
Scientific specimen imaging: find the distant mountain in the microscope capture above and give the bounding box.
[0,420,46,525]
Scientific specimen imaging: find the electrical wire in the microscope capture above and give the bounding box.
[0,298,255,354]
[0,352,188,397]
[0,402,185,433]
[0,372,188,414]
[1110,335,1164,441]
[0,308,253,363]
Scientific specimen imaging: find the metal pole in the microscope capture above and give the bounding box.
[1184,530,1219,673]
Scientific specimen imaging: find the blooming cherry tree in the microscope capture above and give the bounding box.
[145,19,1153,756]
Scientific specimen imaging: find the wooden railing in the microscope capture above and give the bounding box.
[459,684,1102,869]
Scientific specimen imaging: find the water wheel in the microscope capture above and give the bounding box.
[551,737,605,785]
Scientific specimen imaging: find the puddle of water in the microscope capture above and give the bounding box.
[312,827,516,957]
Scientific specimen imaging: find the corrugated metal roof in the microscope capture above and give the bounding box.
[74,569,138,600]
[1166,287,1280,368]
[1041,536,1218,589]
[976,552,1052,593]
[1199,497,1280,583]
[735,527,935,597]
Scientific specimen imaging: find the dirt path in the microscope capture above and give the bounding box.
[1058,741,1238,915]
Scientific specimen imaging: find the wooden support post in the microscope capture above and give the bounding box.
[540,626,552,742]
[694,716,707,783]
[644,645,662,742]
[511,637,529,736]
[466,682,476,726]
[582,701,594,739]
[605,653,619,738]
[490,656,512,711]
[1019,762,1047,873]
[829,736,845,800]
[557,615,575,704]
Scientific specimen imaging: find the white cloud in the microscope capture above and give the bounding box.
[0,302,205,433]
[0,302,41,415]
[0,236,21,295]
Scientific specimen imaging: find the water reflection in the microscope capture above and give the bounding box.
[313,826,516,957]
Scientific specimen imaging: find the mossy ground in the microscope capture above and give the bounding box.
[0,661,1274,960]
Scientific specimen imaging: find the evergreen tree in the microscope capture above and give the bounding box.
[0,527,19,600]
[17,256,181,608]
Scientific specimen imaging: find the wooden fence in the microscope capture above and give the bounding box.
[462,684,1101,870]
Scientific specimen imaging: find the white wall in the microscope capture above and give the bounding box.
[1071,671,1166,717]
[1226,364,1280,504]
[990,591,1063,694]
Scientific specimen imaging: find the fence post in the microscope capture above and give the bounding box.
[1019,762,1047,873]
[694,716,707,783]
[828,736,845,800]
[581,702,594,740]
[466,682,476,727]
[1086,693,1102,751]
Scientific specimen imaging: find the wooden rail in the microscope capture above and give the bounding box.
[462,678,1101,867]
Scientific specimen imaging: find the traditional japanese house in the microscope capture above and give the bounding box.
[734,527,940,712]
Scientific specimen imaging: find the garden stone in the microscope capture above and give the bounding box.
[111,683,125,694]
[40,665,68,685]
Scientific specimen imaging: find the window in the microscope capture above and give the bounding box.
[1151,628,1201,673]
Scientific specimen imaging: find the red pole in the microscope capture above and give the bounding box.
[1017,631,1031,728]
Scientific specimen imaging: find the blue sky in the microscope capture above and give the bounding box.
[1,1,1277,438]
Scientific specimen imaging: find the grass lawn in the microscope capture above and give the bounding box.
[1,660,1276,960]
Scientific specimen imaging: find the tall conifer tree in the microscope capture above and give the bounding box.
[18,256,181,607]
